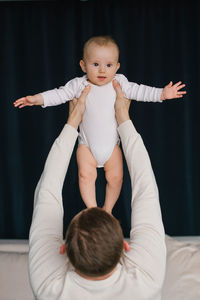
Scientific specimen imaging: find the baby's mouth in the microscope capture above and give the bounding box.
[97,76,106,81]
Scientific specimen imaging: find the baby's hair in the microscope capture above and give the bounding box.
[83,35,120,60]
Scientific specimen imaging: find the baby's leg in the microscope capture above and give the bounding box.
[103,145,123,214]
[76,144,97,208]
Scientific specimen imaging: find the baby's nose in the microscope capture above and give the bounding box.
[99,65,106,72]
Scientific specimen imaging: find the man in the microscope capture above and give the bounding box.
[29,80,166,299]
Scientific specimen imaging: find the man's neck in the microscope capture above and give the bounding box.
[75,266,117,281]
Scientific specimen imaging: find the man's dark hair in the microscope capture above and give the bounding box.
[65,207,124,277]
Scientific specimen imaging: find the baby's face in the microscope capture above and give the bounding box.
[80,43,120,86]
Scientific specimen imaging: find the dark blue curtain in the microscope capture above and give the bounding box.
[0,0,199,238]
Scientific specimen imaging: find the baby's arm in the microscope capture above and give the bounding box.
[115,74,186,102]
[14,94,44,108]
[14,77,84,109]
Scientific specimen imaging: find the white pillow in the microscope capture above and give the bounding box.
[162,235,200,300]
[0,251,34,300]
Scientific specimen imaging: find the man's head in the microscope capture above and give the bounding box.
[80,35,120,86]
[65,207,124,278]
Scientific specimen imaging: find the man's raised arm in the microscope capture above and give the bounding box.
[29,86,90,298]
[113,80,166,293]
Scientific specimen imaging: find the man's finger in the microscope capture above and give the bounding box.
[72,98,78,106]
[113,79,124,97]
[77,85,91,105]
[80,85,91,97]
[69,100,74,115]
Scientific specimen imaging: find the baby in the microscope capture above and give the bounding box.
[14,35,186,213]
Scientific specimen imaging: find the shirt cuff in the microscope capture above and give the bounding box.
[40,93,46,108]
[157,88,163,102]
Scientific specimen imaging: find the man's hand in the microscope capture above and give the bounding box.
[113,79,131,126]
[160,81,186,101]
[67,85,91,129]
[13,94,44,108]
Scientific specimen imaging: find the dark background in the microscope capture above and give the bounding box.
[0,0,199,239]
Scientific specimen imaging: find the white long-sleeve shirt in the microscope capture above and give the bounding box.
[41,74,163,167]
[29,120,166,300]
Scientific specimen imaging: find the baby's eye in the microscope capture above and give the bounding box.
[107,64,112,67]
[93,63,99,67]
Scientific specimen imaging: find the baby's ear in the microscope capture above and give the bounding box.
[80,60,86,73]
[116,62,120,72]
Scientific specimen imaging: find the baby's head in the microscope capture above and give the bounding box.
[80,35,120,86]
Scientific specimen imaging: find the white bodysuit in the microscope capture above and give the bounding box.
[41,74,163,167]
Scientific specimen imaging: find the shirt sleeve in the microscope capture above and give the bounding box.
[118,120,166,290]
[115,74,163,102]
[41,77,86,108]
[29,124,78,299]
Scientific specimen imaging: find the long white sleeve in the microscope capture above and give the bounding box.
[41,74,162,108]
[115,74,163,102]
[41,76,88,108]
[118,120,166,291]
[29,124,78,299]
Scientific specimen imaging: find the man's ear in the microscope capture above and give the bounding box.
[123,240,130,252]
[60,243,66,255]
[80,60,86,73]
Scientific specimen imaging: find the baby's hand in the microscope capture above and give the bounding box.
[161,81,186,101]
[13,94,44,108]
